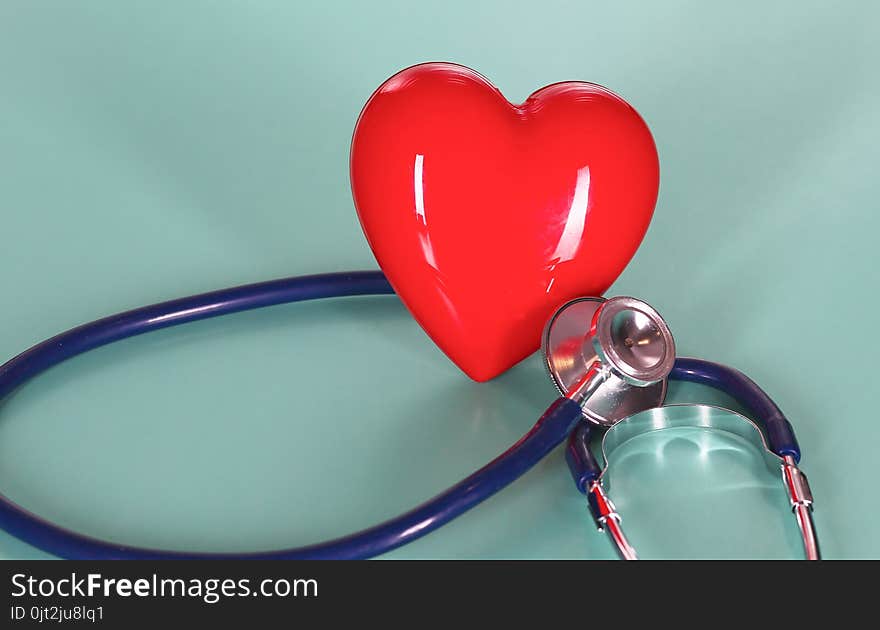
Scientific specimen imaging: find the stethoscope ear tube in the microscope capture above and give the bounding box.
[669,357,801,462]
[564,357,818,560]
[565,423,638,560]
[565,422,600,493]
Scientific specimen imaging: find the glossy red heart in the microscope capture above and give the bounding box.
[350,63,659,382]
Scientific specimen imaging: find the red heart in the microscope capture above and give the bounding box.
[351,63,659,382]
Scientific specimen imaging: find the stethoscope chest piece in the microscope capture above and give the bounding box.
[542,296,676,426]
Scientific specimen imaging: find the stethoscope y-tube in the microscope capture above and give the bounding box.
[0,271,816,559]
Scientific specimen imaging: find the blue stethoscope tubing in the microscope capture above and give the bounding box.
[0,271,803,559]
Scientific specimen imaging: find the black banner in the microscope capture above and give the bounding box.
[0,559,844,625]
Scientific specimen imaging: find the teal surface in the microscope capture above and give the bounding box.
[0,1,877,559]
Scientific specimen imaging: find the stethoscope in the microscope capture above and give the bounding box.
[0,270,819,559]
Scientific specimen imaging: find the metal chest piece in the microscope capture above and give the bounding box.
[542,296,676,426]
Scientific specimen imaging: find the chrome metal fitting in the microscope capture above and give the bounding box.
[782,456,814,511]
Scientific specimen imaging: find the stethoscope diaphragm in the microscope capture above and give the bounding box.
[542,296,675,426]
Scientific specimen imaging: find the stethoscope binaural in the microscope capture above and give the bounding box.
[0,271,818,559]
[543,294,817,560]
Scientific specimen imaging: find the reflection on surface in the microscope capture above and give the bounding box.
[603,422,796,559]
[550,166,591,264]
[546,166,591,294]
[412,153,439,270]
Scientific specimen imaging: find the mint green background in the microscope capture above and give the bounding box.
[0,1,877,559]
